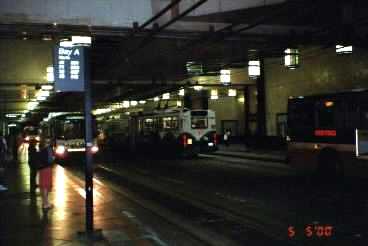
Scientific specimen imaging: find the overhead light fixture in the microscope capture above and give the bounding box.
[162,93,170,100]
[41,85,53,90]
[220,69,231,85]
[210,89,218,100]
[46,66,54,82]
[71,36,92,46]
[27,102,39,110]
[336,45,353,54]
[42,34,53,41]
[248,60,260,79]
[123,101,130,108]
[228,89,237,97]
[186,61,203,75]
[193,86,202,91]
[284,48,299,69]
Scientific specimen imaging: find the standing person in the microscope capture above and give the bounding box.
[37,139,54,209]
[28,140,38,194]
[14,132,23,162]
[223,129,231,147]
[0,135,8,191]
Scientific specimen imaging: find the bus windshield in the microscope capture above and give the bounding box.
[191,117,208,129]
[63,120,84,139]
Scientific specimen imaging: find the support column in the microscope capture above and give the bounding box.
[243,86,250,137]
[256,57,266,136]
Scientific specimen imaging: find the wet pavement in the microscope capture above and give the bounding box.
[0,144,203,246]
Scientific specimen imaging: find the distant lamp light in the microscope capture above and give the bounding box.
[162,93,170,100]
[325,101,334,107]
[210,89,218,100]
[123,101,130,108]
[193,86,202,91]
[139,100,146,104]
[46,66,54,82]
[178,89,185,96]
[248,60,260,79]
[153,97,160,102]
[336,45,353,54]
[42,34,53,41]
[238,97,245,103]
[284,48,299,69]
[220,69,231,85]
[27,101,39,110]
[36,96,47,101]
[228,89,237,97]
[71,36,92,46]
[130,101,138,106]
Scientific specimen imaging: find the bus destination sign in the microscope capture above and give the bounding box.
[53,46,85,92]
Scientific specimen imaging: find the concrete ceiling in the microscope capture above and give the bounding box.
[0,0,367,123]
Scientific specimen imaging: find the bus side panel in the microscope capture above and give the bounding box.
[287,142,319,172]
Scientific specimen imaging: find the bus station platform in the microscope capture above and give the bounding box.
[0,149,156,246]
[213,143,287,163]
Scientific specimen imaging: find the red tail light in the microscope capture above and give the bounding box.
[314,129,336,137]
[213,133,217,145]
[182,135,187,147]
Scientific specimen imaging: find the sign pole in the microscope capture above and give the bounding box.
[83,46,94,235]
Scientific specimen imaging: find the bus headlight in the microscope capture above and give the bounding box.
[55,145,66,156]
[91,145,99,153]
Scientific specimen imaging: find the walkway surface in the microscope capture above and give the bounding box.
[212,144,286,162]
[0,144,157,246]
[0,143,288,246]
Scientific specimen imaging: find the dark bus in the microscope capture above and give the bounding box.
[287,90,368,177]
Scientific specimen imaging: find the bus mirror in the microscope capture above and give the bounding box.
[355,129,368,158]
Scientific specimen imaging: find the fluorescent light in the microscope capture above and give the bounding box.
[248,60,260,78]
[220,69,231,84]
[162,93,170,100]
[228,89,237,97]
[72,36,92,46]
[42,85,53,90]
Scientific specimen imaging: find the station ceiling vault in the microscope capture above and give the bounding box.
[0,0,368,122]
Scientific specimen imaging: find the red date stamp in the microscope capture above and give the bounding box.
[288,225,333,238]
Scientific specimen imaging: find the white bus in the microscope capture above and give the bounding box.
[41,113,99,162]
[100,108,218,157]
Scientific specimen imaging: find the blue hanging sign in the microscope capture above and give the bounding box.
[53,45,85,92]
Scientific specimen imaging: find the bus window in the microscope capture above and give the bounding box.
[287,100,314,138]
[163,117,178,129]
[144,118,154,131]
[316,101,336,128]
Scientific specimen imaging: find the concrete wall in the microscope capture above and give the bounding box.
[265,46,368,136]
[0,39,54,83]
[209,96,245,136]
